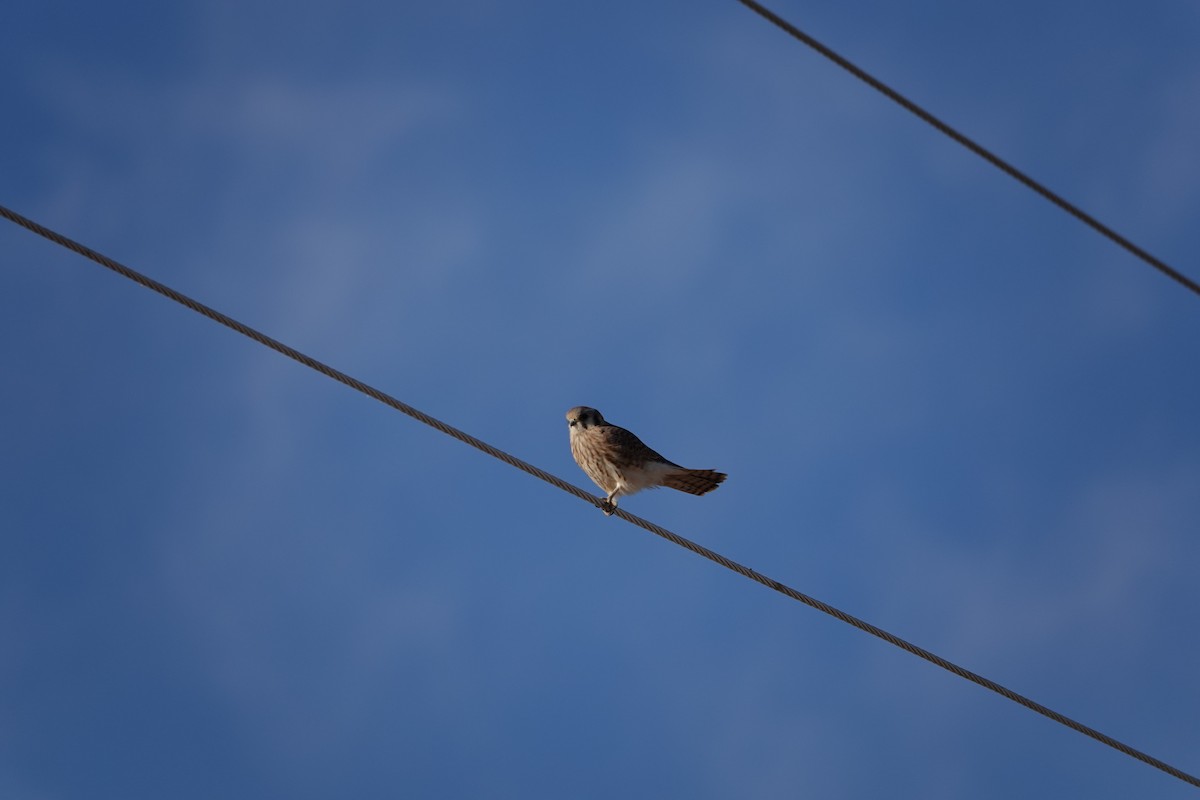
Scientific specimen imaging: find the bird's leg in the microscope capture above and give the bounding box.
[602,491,619,516]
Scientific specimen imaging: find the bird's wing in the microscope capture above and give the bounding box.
[600,425,675,468]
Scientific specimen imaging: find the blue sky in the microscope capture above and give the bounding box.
[3,1,1200,797]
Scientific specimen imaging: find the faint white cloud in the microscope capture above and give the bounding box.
[251,202,485,352]
[180,75,462,180]
[571,147,734,287]
[1072,247,1160,338]
[26,52,488,370]
[874,461,1200,663]
[26,58,463,244]
[159,501,479,765]
[1139,65,1200,228]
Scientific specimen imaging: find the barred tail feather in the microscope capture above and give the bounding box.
[662,468,727,496]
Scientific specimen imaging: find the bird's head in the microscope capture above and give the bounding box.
[566,406,605,431]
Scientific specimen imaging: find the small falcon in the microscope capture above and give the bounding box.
[566,406,726,515]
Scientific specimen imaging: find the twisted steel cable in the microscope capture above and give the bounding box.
[734,0,1200,298]
[2,202,1197,789]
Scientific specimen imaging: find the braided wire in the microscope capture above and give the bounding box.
[0,205,603,506]
[734,0,1200,298]
[3,202,1197,789]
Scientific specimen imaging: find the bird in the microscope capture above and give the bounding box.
[566,406,726,515]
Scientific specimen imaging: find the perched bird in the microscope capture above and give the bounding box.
[566,406,726,515]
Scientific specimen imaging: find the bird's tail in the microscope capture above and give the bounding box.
[662,468,727,496]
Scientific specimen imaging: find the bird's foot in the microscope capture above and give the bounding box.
[601,499,616,516]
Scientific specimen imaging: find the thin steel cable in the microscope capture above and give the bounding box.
[734,0,1200,299]
[3,202,1197,790]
